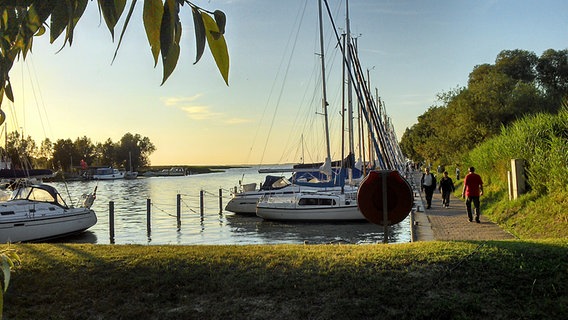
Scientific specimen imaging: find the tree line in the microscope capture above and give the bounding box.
[400,49,568,166]
[1,132,155,172]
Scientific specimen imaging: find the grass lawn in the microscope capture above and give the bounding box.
[2,240,567,319]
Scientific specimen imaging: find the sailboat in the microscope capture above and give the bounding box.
[256,0,365,221]
[225,156,362,214]
[0,183,97,243]
[124,151,138,179]
[0,109,98,243]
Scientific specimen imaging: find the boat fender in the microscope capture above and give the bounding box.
[357,170,414,226]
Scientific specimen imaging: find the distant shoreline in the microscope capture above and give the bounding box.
[141,165,249,175]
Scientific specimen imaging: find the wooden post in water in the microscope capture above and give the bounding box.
[200,190,204,215]
[146,198,151,235]
[218,188,223,214]
[109,201,115,244]
[176,194,181,229]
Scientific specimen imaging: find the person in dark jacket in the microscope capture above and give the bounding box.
[421,167,436,209]
[438,171,455,208]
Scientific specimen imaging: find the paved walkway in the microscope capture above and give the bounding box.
[408,172,516,241]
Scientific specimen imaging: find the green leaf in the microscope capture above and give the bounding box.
[201,12,229,85]
[160,0,180,85]
[191,6,205,64]
[143,0,163,67]
[112,0,137,64]
[66,0,89,46]
[31,1,57,25]
[213,10,226,35]
[98,0,126,41]
[1,256,10,293]
[24,5,42,36]
[4,80,13,102]
[50,1,68,43]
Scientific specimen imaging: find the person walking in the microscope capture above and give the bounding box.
[461,166,484,223]
[438,171,455,208]
[421,167,436,209]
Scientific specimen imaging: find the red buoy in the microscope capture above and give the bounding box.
[357,170,414,226]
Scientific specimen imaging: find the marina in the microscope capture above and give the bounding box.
[48,166,412,245]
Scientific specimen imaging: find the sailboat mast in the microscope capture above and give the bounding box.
[345,0,355,158]
[318,0,332,166]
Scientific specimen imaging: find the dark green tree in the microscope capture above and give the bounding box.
[52,138,76,171]
[494,49,538,82]
[73,136,96,167]
[4,131,37,169]
[115,133,156,170]
[95,138,117,167]
[401,49,556,165]
[34,138,53,169]
[536,49,568,103]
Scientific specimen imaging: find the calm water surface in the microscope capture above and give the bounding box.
[53,166,412,245]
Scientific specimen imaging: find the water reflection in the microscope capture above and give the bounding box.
[48,167,411,245]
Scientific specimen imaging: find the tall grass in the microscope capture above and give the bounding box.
[461,104,568,238]
[466,105,568,196]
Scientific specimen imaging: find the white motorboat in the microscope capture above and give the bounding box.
[92,167,125,180]
[0,184,97,243]
[143,167,186,177]
[256,190,365,221]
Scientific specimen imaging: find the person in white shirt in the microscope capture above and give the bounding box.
[421,167,437,209]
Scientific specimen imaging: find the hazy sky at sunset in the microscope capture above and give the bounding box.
[6,0,568,166]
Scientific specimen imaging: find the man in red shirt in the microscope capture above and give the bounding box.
[461,166,484,223]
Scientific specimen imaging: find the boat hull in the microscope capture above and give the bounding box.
[226,185,358,214]
[256,191,365,221]
[0,202,97,243]
[256,204,364,221]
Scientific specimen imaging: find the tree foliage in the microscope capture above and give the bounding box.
[2,132,155,172]
[401,49,568,166]
[0,0,229,107]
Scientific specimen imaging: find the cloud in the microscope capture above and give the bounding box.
[162,94,202,107]
[162,95,252,124]
[180,106,222,120]
[224,117,252,124]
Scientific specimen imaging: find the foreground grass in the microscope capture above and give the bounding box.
[3,240,567,320]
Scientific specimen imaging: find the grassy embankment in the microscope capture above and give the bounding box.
[455,108,568,239]
[2,111,568,319]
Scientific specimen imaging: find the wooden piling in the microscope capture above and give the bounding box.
[200,190,204,215]
[146,198,151,235]
[177,194,181,229]
[109,201,115,244]
[218,188,223,214]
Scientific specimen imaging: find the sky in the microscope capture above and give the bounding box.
[6,0,568,166]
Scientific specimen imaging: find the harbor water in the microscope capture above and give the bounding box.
[52,166,412,245]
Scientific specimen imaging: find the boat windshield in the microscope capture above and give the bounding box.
[271,178,291,189]
[11,185,67,207]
